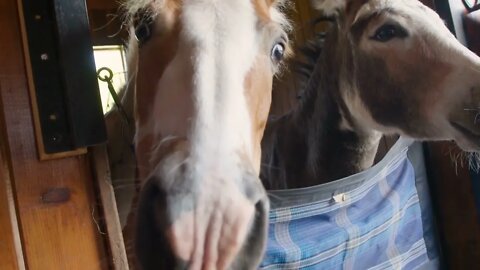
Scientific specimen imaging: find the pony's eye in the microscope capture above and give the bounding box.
[135,21,154,44]
[271,43,286,63]
[133,9,155,45]
[371,24,407,42]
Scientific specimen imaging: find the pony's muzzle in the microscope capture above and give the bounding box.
[135,168,269,270]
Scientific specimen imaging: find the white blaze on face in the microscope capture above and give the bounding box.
[146,0,263,183]
[182,0,258,177]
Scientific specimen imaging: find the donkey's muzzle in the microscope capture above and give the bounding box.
[135,172,269,270]
[449,87,480,151]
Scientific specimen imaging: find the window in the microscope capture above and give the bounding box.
[93,45,127,114]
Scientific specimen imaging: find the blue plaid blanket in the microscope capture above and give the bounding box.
[262,138,440,269]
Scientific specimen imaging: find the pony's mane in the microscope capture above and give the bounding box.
[122,0,293,28]
[122,0,157,19]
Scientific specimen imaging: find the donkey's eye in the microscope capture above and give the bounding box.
[371,24,407,42]
[271,43,286,63]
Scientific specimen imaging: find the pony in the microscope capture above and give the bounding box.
[108,0,292,269]
[261,0,480,189]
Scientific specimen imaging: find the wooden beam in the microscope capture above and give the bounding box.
[91,145,129,270]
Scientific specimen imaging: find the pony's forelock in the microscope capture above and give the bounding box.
[123,0,154,16]
[271,0,294,33]
[311,0,346,16]
[122,0,161,25]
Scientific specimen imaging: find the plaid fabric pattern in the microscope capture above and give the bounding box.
[261,139,438,270]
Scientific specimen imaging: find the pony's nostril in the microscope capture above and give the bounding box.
[134,172,270,270]
[135,177,187,269]
[229,197,269,270]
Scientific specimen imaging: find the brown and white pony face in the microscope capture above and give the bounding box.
[125,0,290,269]
[314,0,480,151]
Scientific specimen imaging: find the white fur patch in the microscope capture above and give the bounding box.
[180,0,258,177]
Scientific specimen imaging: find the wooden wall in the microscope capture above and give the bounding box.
[425,142,480,268]
[0,0,111,269]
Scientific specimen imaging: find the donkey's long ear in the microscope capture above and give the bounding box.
[310,0,347,16]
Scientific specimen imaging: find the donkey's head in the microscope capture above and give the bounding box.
[124,0,290,269]
[314,0,480,151]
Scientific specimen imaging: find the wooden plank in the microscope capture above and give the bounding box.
[91,145,129,270]
[0,101,23,270]
[0,0,109,269]
[425,142,480,269]
[0,174,20,270]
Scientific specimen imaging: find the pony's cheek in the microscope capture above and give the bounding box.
[243,57,274,171]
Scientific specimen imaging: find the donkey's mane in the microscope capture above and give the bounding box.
[292,17,334,103]
[261,18,343,189]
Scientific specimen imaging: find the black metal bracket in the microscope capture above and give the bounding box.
[19,0,106,159]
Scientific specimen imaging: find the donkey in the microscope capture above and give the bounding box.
[110,0,293,269]
[261,0,480,189]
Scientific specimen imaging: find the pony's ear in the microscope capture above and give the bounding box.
[310,0,347,16]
